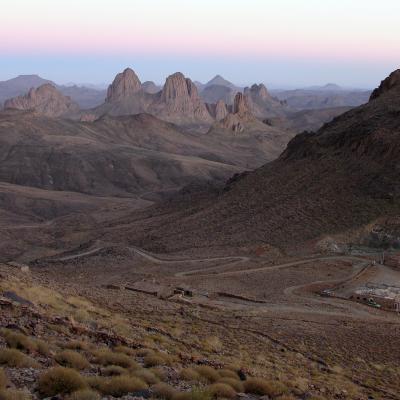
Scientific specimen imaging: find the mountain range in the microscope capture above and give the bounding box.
[97,69,400,255]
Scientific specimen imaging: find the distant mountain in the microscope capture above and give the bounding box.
[205,75,238,90]
[4,84,80,118]
[119,68,400,254]
[0,75,52,106]
[142,81,161,94]
[0,74,106,109]
[273,86,371,110]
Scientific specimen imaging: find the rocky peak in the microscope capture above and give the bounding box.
[106,68,142,103]
[245,84,269,100]
[4,84,79,117]
[161,72,201,102]
[215,100,228,121]
[158,72,212,123]
[233,92,250,116]
[370,69,400,101]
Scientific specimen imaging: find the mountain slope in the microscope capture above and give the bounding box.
[116,69,400,254]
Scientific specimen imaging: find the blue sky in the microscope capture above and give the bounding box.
[1,0,399,88]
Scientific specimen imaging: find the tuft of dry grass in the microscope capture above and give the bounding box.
[194,366,220,383]
[113,346,136,356]
[101,365,127,377]
[133,369,160,384]
[55,350,90,370]
[98,376,147,397]
[180,368,201,382]
[143,354,167,367]
[38,367,87,397]
[0,349,39,368]
[217,378,243,393]
[63,341,91,352]
[207,383,236,399]
[0,370,7,389]
[151,383,177,400]
[0,389,31,400]
[93,350,138,369]
[67,389,100,400]
[218,369,239,380]
[150,367,167,381]
[0,330,36,354]
[244,378,287,397]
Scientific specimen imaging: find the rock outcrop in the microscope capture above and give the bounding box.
[215,100,229,121]
[244,84,286,118]
[142,81,160,94]
[370,69,400,101]
[157,72,213,123]
[106,68,142,103]
[4,84,79,117]
[219,93,255,132]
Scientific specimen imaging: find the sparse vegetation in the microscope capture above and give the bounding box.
[0,389,31,400]
[152,382,177,400]
[93,349,139,369]
[0,330,36,353]
[207,383,236,399]
[113,345,136,356]
[63,341,90,351]
[217,377,243,392]
[244,378,288,397]
[180,368,201,382]
[0,349,38,368]
[38,367,87,397]
[98,376,147,397]
[55,350,90,370]
[0,369,7,389]
[144,353,167,367]
[133,368,160,384]
[194,366,220,383]
[218,369,239,379]
[101,365,127,376]
[68,389,100,400]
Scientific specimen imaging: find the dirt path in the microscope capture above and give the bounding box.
[128,246,250,269]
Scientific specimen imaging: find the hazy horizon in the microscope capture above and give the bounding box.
[1,0,399,88]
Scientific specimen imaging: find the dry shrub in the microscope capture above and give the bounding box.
[186,387,212,400]
[244,378,287,397]
[38,367,87,397]
[99,376,147,397]
[113,346,136,356]
[0,389,31,400]
[143,354,166,367]
[0,369,7,389]
[68,389,100,400]
[55,350,90,370]
[218,369,238,380]
[93,350,138,369]
[133,369,160,384]
[0,330,36,353]
[101,365,127,376]
[217,378,243,392]
[276,396,297,400]
[64,341,90,351]
[172,392,192,400]
[35,340,51,356]
[203,337,223,353]
[152,383,176,400]
[180,368,200,382]
[150,367,167,381]
[135,348,154,357]
[207,383,236,399]
[0,349,39,368]
[194,366,220,383]
[85,376,103,392]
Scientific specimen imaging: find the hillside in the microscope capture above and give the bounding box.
[111,69,400,254]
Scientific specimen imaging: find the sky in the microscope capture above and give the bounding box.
[1,0,399,88]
